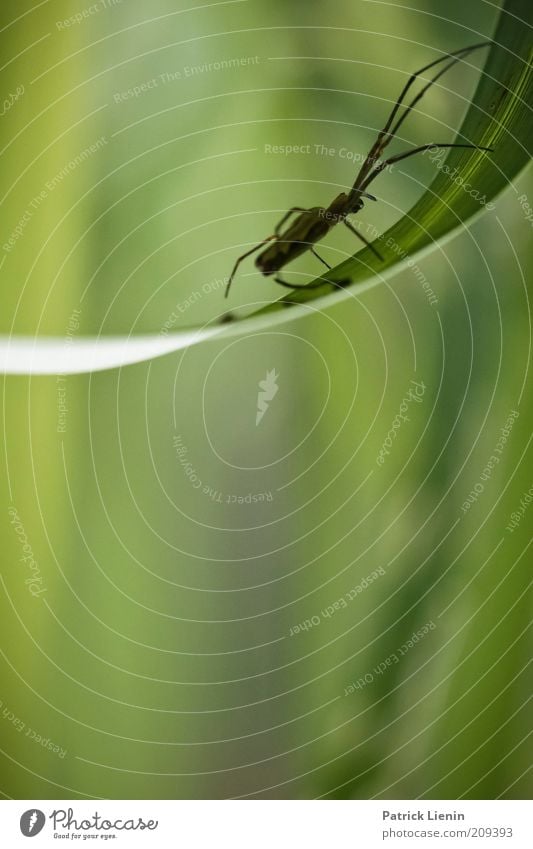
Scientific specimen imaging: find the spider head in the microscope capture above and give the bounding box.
[349,190,377,213]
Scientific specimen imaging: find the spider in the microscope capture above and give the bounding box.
[225,41,492,298]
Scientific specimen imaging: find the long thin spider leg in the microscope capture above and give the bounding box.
[389,49,488,140]
[275,233,375,291]
[274,207,306,236]
[225,235,276,298]
[350,41,491,195]
[310,248,331,269]
[361,142,493,190]
[274,248,333,289]
[274,275,328,290]
[383,42,490,142]
[343,219,383,260]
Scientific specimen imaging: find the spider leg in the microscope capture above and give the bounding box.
[350,41,491,195]
[273,243,333,290]
[225,234,276,298]
[383,43,491,144]
[310,248,331,269]
[274,275,328,290]
[361,142,493,190]
[343,219,383,260]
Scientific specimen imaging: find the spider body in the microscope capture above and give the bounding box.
[255,208,329,275]
[256,192,372,275]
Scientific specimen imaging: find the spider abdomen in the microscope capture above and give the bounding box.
[255,208,332,275]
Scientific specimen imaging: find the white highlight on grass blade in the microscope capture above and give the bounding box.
[0,197,518,378]
[0,329,221,375]
[0,272,406,376]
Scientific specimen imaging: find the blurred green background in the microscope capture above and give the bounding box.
[1,0,531,799]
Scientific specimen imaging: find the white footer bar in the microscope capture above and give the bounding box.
[0,799,530,847]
